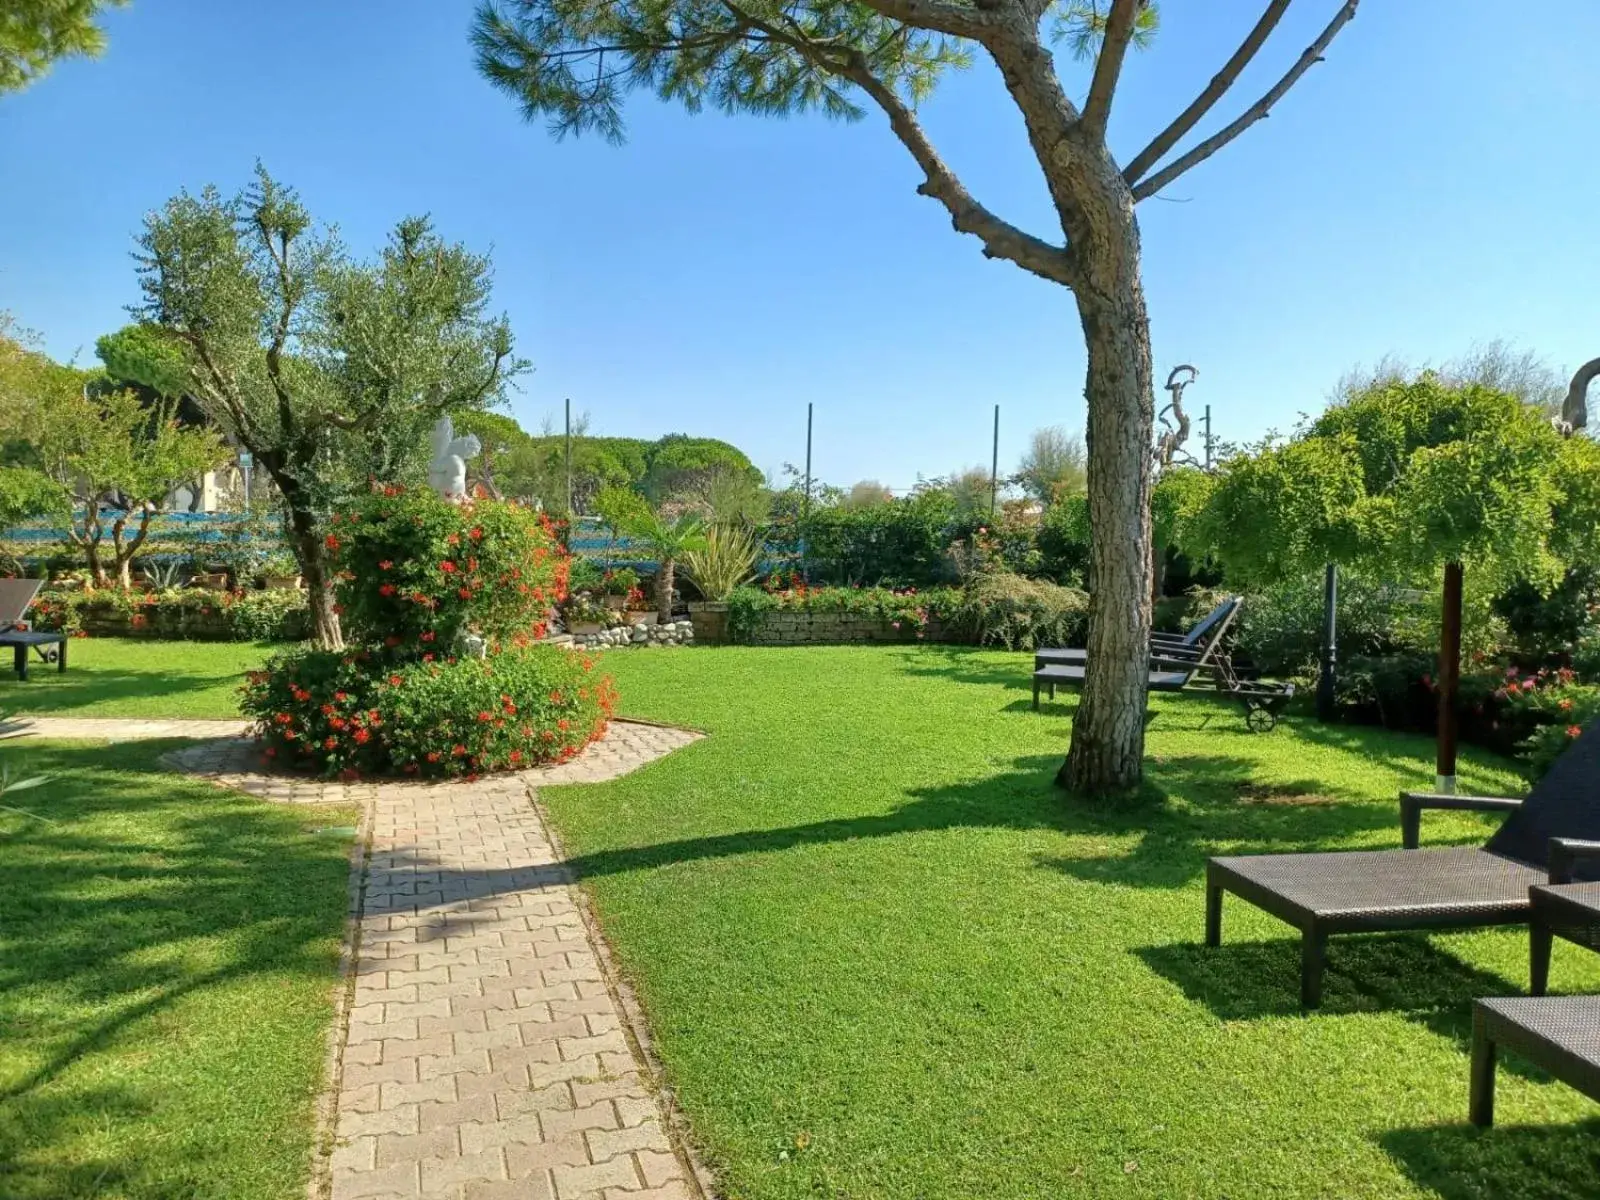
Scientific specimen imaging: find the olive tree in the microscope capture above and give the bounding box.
[134,166,523,646]
[473,0,1365,793]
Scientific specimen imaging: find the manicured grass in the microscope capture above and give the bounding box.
[0,740,358,1199]
[544,646,1600,1200]
[0,638,273,718]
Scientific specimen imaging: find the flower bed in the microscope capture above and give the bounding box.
[240,486,615,781]
[30,586,308,642]
[723,584,959,645]
[241,644,615,779]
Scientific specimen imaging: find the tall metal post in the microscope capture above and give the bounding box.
[1436,561,1464,794]
[990,404,1000,517]
[1203,404,1213,470]
[564,397,573,516]
[801,403,813,582]
[1317,562,1338,722]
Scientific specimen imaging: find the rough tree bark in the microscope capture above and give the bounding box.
[656,557,676,624]
[276,471,343,649]
[1059,221,1155,792]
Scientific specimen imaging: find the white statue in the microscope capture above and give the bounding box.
[427,416,481,501]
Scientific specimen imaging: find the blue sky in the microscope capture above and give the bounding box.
[2,1,1596,491]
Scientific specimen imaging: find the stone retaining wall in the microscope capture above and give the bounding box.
[566,618,694,650]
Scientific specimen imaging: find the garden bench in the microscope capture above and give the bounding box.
[1035,596,1237,669]
[1032,662,1190,710]
[1205,718,1600,1007]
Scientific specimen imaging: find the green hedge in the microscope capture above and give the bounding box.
[29,587,309,642]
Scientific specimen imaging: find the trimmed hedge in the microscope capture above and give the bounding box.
[29,587,309,642]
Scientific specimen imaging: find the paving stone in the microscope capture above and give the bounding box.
[158,719,703,1200]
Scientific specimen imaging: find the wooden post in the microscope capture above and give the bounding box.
[1436,560,1464,793]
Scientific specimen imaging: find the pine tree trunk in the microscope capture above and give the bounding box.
[1059,267,1156,796]
[657,557,675,623]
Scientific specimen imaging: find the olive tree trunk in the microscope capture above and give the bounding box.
[656,557,676,623]
[1058,218,1156,795]
[279,482,343,650]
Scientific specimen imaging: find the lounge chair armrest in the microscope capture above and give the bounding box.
[1399,791,1523,849]
[1547,838,1600,884]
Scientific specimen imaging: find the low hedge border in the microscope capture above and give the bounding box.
[29,587,310,642]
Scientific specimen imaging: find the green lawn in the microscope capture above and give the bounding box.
[540,646,1600,1200]
[0,638,272,718]
[0,739,358,1200]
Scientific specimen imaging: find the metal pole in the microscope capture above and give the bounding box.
[564,397,573,516]
[990,404,999,517]
[1203,404,1213,470]
[1436,561,1464,794]
[1316,562,1338,722]
[801,403,813,584]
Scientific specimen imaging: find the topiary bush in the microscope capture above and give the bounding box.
[242,643,616,779]
[327,486,568,652]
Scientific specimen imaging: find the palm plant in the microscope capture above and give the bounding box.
[684,523,759,601]
[625,511,706,621]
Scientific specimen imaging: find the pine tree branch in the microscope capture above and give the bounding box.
[1079,0,1140,141]
[724,4,1078,286]
[1132,0,1358,202]
[850,0,1000,43]
[1122,0,1291,187]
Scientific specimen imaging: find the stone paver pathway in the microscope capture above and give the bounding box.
[165,719,705,1200]
[15,712,709,1199]
[0,715,249,740]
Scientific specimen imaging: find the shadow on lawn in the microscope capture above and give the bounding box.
[0,740,350,1196]
[1137,935,1527,1046]
[0,670,245,715]
[1381,1119,1600,1200]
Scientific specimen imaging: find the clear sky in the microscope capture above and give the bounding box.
[1,1,1596,492]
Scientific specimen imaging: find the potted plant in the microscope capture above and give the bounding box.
[684,523,760,643]
[258,552,302,590]
[600,567,639,611]
[563,594,610,636]
[622,510,706,623]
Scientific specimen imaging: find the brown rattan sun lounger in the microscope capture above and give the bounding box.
[1205,718,1600,1007]
[1470,996,1600,1127]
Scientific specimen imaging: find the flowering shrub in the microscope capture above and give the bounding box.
[29,586,308,641]
[241,643,616,779]
[328,487,567,654]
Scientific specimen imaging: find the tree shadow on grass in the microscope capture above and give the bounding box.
[0,740,352,1197]
[1380,1119,1600,1200]
[0,669,245,716]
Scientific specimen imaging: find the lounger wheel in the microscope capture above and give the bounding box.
[1245,705,1277,733]
[38,648,57,664]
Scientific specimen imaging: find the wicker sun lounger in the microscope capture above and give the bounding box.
[1470,996,1600,1126]
[0,578,66,681]
[1205,719,1600,1007]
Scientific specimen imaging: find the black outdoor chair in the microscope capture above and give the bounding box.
[0,578,67,681]
[1204,718,1600,1007]
[1036,596,1237,669]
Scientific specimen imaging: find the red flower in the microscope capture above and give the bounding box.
[353,728,370,744]
[541,730,556,742]
[389,674,403,686]
[420,631,435,642]
[557,718,570,730]
[368,710,382,724]
[403,762,419,774]
[457,587,473,600]
[478,711,493,722]
[470,527,483,540]
[325,534,340,551]
[1568,725,1583,738]
[379,560,393,571]
[509,750,523,764]
[549,690,564,704]
[440,561,457,573]
[330,716,346,730]
[335,691,349,702]
[1560,698,1574,711]
[426,750,442,763]
[379,584,396,597]
[423,653,435,663]
[324,736,338,750]
[447,533,460,546]
[451,744,467,757]
[321,703,334,716]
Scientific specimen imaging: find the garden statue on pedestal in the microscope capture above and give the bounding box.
[427,416,482,501]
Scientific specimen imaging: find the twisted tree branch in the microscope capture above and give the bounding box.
[1132,0,1359,202]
